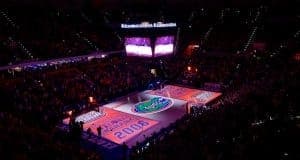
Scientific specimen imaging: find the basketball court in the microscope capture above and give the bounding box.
[62,85,221,148]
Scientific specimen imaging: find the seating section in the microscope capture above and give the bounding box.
[0,5,299,160]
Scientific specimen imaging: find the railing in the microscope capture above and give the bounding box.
[75,32,99,51]
[241,8,262,53]
[0,9,18,29]
[243,26,258,52]
[0,50,124,71]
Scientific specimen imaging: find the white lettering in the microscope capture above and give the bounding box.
[121,22,176,29]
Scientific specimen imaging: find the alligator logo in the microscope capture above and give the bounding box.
[132,97,173,114]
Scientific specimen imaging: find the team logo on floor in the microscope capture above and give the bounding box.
[132,97,173,114]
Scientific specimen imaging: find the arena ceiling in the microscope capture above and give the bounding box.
[0,0,297,10]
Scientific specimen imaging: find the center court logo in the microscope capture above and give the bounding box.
[132,97,173,114]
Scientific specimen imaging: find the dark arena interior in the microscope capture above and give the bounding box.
[0,0,299,160]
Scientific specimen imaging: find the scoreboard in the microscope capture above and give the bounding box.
[120,22,178,58]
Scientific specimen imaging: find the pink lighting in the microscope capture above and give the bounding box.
[147,85,222,105]
[62,85,221,147]
[89,96,94,103]
[63,108,158,144]
[67,110,73,116]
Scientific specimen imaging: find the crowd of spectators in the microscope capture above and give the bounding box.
[0,56,157,159]
[0,5,299,160]
[130,34,300,160]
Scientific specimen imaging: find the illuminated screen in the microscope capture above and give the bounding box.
[125,37,152,57]
[154,36,174,57]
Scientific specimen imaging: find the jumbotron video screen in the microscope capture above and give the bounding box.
[154,36,175,57]
[125,37,152,57]
[124,36,175,57]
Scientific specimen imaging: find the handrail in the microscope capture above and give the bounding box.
[0,50,124,71]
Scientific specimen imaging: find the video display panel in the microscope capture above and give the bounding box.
[125,37,152,57]
[154,36,174,57]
